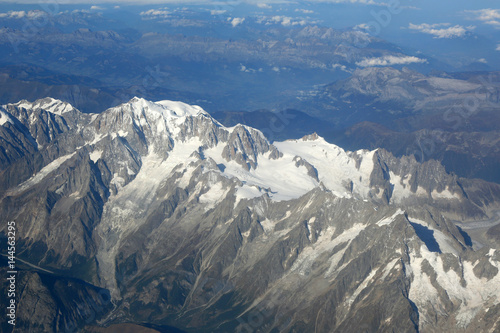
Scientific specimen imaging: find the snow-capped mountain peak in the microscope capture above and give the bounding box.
[0,109,14,126]
[121,97,210,119]
[12,97,78,115]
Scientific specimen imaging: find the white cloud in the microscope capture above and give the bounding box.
[477,58,488,64]
[161,18,204,27]
[0,10,26,18]
[466,9,500,27]
[354,23,369,30]
[72,9,90,14]
[257,15,308,26]
[90,5,105,10]
[356,55,427,67]
[295,8,314,14]
[408,23,474,39]
[307,0,384,5]
[496,44,500,51]
[0,0,289,3]
[230,17,245,27]
[210,9,227,15]
[331,63,349,72]
[140,9,171,19]
[239,64,262,73]
[257,3,272,9]
[272,15,305,26]
[0,10,48,19]
[114,6,120,9]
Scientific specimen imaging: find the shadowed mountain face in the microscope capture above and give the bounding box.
[1,98,500,332]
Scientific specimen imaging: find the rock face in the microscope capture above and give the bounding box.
[1,97,500,332]
[0,264,112,333]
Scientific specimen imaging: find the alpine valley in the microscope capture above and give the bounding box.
[1,97,500,332]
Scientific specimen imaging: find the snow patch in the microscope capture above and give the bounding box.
[346,268,378,307]
[274,138,375,199]
[260,219,274,233]
[199,180,230,210]
[389,171,427,203]
[235,184,265,205]
[324,223,368,278]
[176,165,196,188]
[0,109,14,126]
[205,145,317,202]
[377,209,405,226]
[431,188,460,200]
[259,211,292,234]
[90,150,103,163]
[10,152,76,194]
[381,258,400,280]
[409,245,500,328]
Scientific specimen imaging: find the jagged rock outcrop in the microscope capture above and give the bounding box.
[0,266,111,333]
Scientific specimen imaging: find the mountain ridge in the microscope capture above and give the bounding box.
[1,97,500,332]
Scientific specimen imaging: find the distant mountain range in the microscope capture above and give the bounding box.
[1,61,498,185]
[251,67,500,184]
[0,10,441,113]
[3,8,498,185]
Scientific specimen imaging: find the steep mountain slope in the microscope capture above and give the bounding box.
[1,98,500,332]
